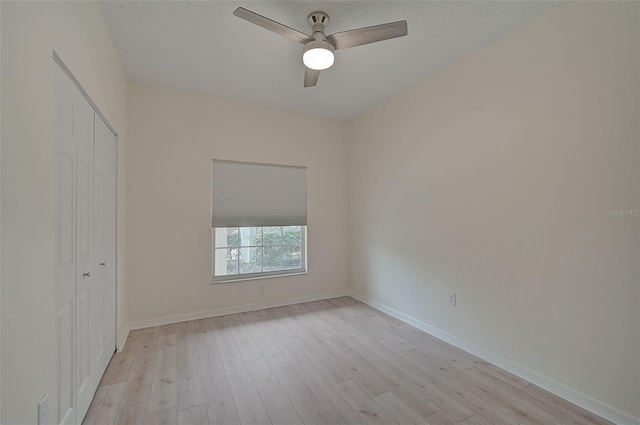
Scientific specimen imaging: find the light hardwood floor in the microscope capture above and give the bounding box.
[83,296,613,425]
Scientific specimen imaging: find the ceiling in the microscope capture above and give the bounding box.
[99,1,556,120]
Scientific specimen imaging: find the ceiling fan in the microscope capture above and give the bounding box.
[233,7,408,88]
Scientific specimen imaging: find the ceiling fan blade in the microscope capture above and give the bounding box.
[233,7,313,45]
[326,20,407,50]
[304,67,320,88]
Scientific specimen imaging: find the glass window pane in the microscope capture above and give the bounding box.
[240,247,262,274]
[213,225,306,281]
[215,248,238,276]
[263,246,282,272]
[263,226,282,246]
[283,226,301,246]
[239,227,262,247]
[215,227,239,248]
[283,245,302,270]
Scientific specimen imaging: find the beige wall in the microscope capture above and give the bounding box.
[126,83,349,325]
[0,2,128,423]
[348,1,639,419]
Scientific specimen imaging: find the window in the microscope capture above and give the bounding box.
[213,226,306,281]
[211,160,307,282]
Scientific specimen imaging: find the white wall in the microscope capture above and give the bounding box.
[0,2,128,423]
[126,83,349,325]
[348,1,639,420]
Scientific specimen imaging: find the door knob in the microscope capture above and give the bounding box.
[100,262,106,267]
[83,272,91,278]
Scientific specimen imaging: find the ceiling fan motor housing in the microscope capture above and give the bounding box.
[307,11,330,38]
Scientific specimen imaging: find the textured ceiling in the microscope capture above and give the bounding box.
[100,1,556,120]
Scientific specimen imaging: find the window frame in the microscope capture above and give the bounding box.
[211,226,307,283]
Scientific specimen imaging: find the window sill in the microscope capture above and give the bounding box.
[211,271,307,284]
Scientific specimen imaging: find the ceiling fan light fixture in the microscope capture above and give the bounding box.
[303,40,335,70]
[233,7,408,87]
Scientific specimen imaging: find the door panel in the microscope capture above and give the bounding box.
[93,114,113,375]
[106,130,116,356]
[95,116,117,359]
[54,61,78,425]
[74,83,96,422]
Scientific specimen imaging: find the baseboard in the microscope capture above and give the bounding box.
[126,290,349,333]
[116,328,130,352]
[347,290,640,425]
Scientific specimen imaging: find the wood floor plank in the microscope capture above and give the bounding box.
[288,332,349,384]
[453,368,555,425]
[158,323,178,336]
[178,403,209,425]
[145,406,178,425]
[240,312,289,365]
[292,360,367,425]
[120,342,156,407]
[84,297,615,425]
[82,381,126,425]
[262,317,308,363]
[114,401,148,425]
[323,334,399,397]
[425,411,462,425]
[137,331,160,352]
[461,413,498,425]
[177,333,206,410]
[391,383,444,418]
[348,334,466,419]
[100,333,141,385]
[474,362,529,389]
[148,334,178,413]
[373,391,431,425]
[222,353,272,425]
[285,302,340,339]
[388,346,515,424]
[522,384,613,425]
[157,333,177,351]
[334,379,399,425]
[198,343,240,425]
[177,320,195,340]
[271,361,336,425]
[246,358,304,425]
[305,300,364,339]
[331,297,381,318]
[193,318,216,347]
[387,323,482,371]
[211,315,240,358]
[140,326,163,336]
[225,314,263,362]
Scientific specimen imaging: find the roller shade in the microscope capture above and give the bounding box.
[212,160,307,228]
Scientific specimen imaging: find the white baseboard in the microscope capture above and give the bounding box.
[116,328,130,353]
[347,290,640,425]
[121,290,349,347]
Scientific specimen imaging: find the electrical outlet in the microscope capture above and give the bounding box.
[38,394,48,425]
[449,293,457,307]
[259,284,266,295]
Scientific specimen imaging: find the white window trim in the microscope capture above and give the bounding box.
[211,226,307,284]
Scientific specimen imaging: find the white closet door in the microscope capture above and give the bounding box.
[54,61,80,425]
[74,81,97,422]
[54,59,117,425]
[104,120,117,358]
[94,115,116,373]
